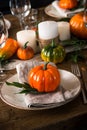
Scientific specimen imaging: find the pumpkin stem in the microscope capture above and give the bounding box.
[43,62,49,70]
[51,40,56,48]
[23,41,29,49]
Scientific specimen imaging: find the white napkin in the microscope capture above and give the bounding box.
[24,89,76,107]
[52,1,84,17]
[16,61,75,107]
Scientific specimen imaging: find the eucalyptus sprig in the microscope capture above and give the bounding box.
[62,38,87,63]
[62,39,87,48]
[0,59,13,67]
[66,50,85,63]
[6,81,45,94]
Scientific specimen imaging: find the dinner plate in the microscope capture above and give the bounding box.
[1,54,41,71]
[45,4,62,19]
[0,69,81,110]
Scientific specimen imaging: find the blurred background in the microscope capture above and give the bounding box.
[0,0,54,14]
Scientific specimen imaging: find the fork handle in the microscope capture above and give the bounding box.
[80,80,87,104]
[81,88,87,104]
[84,82,87,91]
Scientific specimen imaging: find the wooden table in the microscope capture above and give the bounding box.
[0,10,87,130]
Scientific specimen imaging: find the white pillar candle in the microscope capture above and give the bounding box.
[38,21,58,39]
[16,30,40,53]
[38,21,58,48]
[57,21,71,41]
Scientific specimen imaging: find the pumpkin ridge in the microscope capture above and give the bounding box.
[28,65,44,90]
[47,68,60,87]
[33,70,45,92]
[28,66,40,87]
[44,70,54,92]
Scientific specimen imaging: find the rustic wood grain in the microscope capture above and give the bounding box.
[0,10,87,130]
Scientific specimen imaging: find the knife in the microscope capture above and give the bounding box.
[67,8,84,17]
[81,67,87,92]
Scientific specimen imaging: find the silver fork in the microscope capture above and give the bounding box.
[71,63,87,104]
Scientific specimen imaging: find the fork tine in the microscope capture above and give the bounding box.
[75,64,81,77]
[71,63,87,104]
[71,64,77,75]
[71,64,81,77]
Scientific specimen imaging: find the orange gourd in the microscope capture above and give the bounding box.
[70,12,87,39]
[17,42,34,60]
[0,38,18,60]
[58,0,78,9]
[28,62,60,92]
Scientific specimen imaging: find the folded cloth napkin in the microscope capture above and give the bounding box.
[16,60,77,108]
[52,1,84,17]
[24,88,77,107]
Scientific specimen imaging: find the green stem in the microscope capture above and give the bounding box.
[23,41,29,49]
[43,62,49,70]
[51,40,56,48]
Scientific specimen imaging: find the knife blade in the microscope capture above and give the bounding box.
[81,67,87,92]
[67,8,84,17]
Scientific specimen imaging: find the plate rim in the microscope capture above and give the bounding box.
[45,4,60,19]
[0,69,81,110]
[4,18,11,30]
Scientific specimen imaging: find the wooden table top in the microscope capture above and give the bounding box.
[0,9,87,130]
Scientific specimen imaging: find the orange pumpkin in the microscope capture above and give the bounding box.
[58,0,78,9]
[28,62,60,92]
[17,42,34,60]
[70,12,87,39]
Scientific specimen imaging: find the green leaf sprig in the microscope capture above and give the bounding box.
[66,50,85,63]
[0,59,14,67]
[6,81,45,95]
[62,39,87,63]
[62,39,87,48]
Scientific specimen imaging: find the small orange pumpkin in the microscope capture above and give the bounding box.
[28,62,60,92]
[70,12,87,39]
[58,0,78,9]
[17,42,34,60]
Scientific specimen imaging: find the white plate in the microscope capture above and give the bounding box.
[4,19,11,30]
[0,69,81,110]
[45,1,84,19]
[45,4,62,19]
[2,54,42,71]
